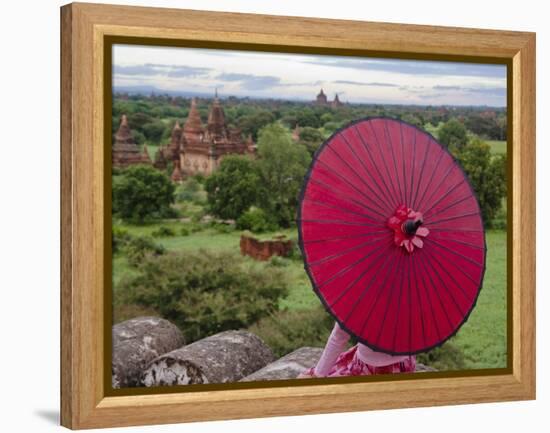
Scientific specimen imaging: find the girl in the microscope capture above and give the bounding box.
[297,321,416,378]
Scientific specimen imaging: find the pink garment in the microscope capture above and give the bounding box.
[313,322,415,377]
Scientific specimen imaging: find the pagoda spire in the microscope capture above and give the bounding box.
[207,90,226,132]
[184,98,203,136]
[112,114,147,167]
[115,114,134,144]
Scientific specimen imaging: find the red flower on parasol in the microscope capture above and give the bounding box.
[298,117,486,355]
[387,204,429,254]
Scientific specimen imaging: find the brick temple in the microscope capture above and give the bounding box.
[112,114,151,168]
[314,88,344,107]
[155,94,256,178]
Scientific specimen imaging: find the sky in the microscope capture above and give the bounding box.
[113,44,507,107]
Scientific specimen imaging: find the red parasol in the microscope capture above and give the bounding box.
[298,117,486,355]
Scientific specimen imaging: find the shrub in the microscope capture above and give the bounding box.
[176,177,204,204]
[180,227,190,236]
[112,226,131,254]
[124,235,165,266]
[112,165,175,223]
[151,226,176,238]
[236,207,277,233]
[113,303,159,326]
[157,206,180,219]
[286,236,303,261]
[119,250,289,343]
[208,222,234,234]
[417,341,466,371]
[492,198,507,230]
[248,306,335,358]
[193,173,206,185]
[268,256,290,267]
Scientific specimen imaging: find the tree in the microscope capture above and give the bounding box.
[205,155,261,220]
[299,126,324,143]
[296,108,321,128]
[256,123,311,227]
[237,110,276,141]
[112,165,175,223]
[454,138,507,227]
[438,118,468,151]
[142,120,166,144]
[299,126,325,157]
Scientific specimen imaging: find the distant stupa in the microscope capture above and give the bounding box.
[315,88,328,106]
[331,93,343,108]
[112,114,151,168]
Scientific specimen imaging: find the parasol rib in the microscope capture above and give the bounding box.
[315,159,387,218]
[309,177,388,219]
[423,179,466,216]
[399,122,409,207]
[390,254,409,352]
[315,243,389,290]
[417,162,459,211]
[419,249,467,317]
[425,211,481,226]
[303,196,381,224]
[413,146,446,210]
[330,246,393,310]
[306,234,388,266]
[422,247,473,300]
[302,230,389,244]
[422,242,480,286]
[408,129,417,207]
[415,253,443,342]
[336,134,394,215]
[324,142,392,215]
[410,135,432,209]
[411,259,427,349]
[424,194,472,219]
[298,218,384,228]
[358,253,402,339]
[351,125,400,210]
[383,120,406,205]
[417,253,455,334]
[367,122,403,208]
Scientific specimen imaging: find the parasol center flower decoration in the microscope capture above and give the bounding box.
[387,204,430,254]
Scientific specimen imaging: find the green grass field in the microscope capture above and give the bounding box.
[113,221,507,370]
[487,140,507,155]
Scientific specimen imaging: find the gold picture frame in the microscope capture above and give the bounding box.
[61,2,536,429]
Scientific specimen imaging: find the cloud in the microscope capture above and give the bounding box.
[433,85,461,91]
[114,63,211,78]
[463,86,506,97]
[333,80,399,87]
[216,72,323,91]
[302,57,506,79]
[216,72,281,90]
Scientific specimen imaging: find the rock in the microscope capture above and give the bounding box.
[141,330,275,386]
[240,347,323,382]
[112,316,185,389]
[240,347,437,381]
